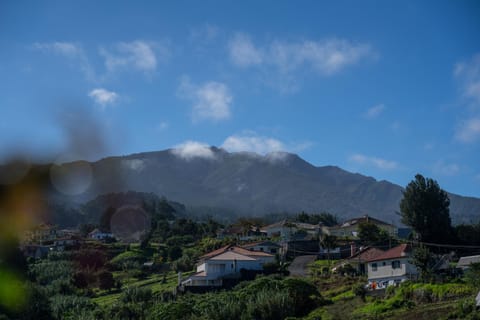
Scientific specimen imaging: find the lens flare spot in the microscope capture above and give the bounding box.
[49,158,93,195]
[110,206,150,242]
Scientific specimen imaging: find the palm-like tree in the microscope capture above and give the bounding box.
[320,234,337,262]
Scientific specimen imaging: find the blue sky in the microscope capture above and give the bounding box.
[1,0,480,197]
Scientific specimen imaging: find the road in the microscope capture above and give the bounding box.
[288,255,317,277]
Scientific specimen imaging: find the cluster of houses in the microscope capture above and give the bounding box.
[181,215,480,291]
[180,242,279,291]
[22,217,480,292]
[217,215,399,242]
[20,223,115,259]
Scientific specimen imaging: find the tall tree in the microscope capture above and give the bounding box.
[320,235,337,261]
[358,222,390,245]
[400,174,452,243]
[411,245,435,282]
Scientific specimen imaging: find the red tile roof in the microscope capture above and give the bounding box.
[199,245,232,259]
[367,244,411,262]
[232,246,273,257]
[241,241,280,249]
[199,244,274,260]
[347,247,385,262]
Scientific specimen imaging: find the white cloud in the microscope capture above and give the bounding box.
[349,153,398,170]
[454,54,480,106]
[88,88,118,107]
[33,41,95,81]
[222,133,285,154]
[221,132,311,158]
[432,161,460,176]
[390,121,403,132]
[100,40,160,74]
[156,122,169,131]
[453,54,480,144]
[178,77,232,122]
[228,34,374,76]
[170,141,217,160]
[122,159,145,171]
[455,117,480,143]
[189,24,220,44]
[34,42,82,57]
[423,142,435,151]
[364,104,385,119]
[228,33,263,67]
[285,39,372,75]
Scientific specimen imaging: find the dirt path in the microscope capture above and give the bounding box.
[288,255,317,277]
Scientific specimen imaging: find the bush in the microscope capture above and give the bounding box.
[353,284,366,301]
[246,289,294,320]
[74,249,107,271]
[97,271,115,291]
[29,261,73,286]
[262,262,280,275]
[148,301,194,320]
[120,287,152,304]
[171,255,195,272]
[109,251,144,270]
[49,295,95,320]
[465,262,480,289]
[196,292,244,320]
[447,298,480,320]
[168,246,182,261]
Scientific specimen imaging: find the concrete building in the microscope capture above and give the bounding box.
[366,244,418,289]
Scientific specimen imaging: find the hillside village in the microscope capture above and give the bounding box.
[7,203,480,319]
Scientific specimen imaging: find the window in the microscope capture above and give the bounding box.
[392,260,400,269]
[372,263,377,271]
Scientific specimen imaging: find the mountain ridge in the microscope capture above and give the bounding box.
[44,147,480,225]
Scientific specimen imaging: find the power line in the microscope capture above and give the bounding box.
[408,240,480,250]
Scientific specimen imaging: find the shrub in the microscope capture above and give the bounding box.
[246,289,294,320]
[29,261,73,286]
[147,301,194,320]
[353,284,366,301]
[74,249,107,271]
[109,251,144,270]
[120,287,152,304]
[49,295,95,320]
[97,271,115,291]
[196,292,244,320]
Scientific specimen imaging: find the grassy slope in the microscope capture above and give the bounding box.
[304,260,475,320]
[93,271,193,306]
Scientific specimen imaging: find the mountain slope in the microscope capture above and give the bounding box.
[52,147,480,225]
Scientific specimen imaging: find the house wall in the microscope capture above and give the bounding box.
[265,226,292,239]
[367,257,417,281]
[185,258,264,287]
[191,279,222,286]
[329,223,397,239]
[205,259,263,276]
[197,263,206,272]
[249,245,279,254]
[249,255,275,264]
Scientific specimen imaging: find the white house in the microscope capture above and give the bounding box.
[457,255,480,270]
[366,244,418,289]
[242,240,281,255]
[261,220,321,241]
[327,215,397,239]
[88,229,114,241]
[180,245,275,288]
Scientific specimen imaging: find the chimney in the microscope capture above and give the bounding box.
[350,242,356,256]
